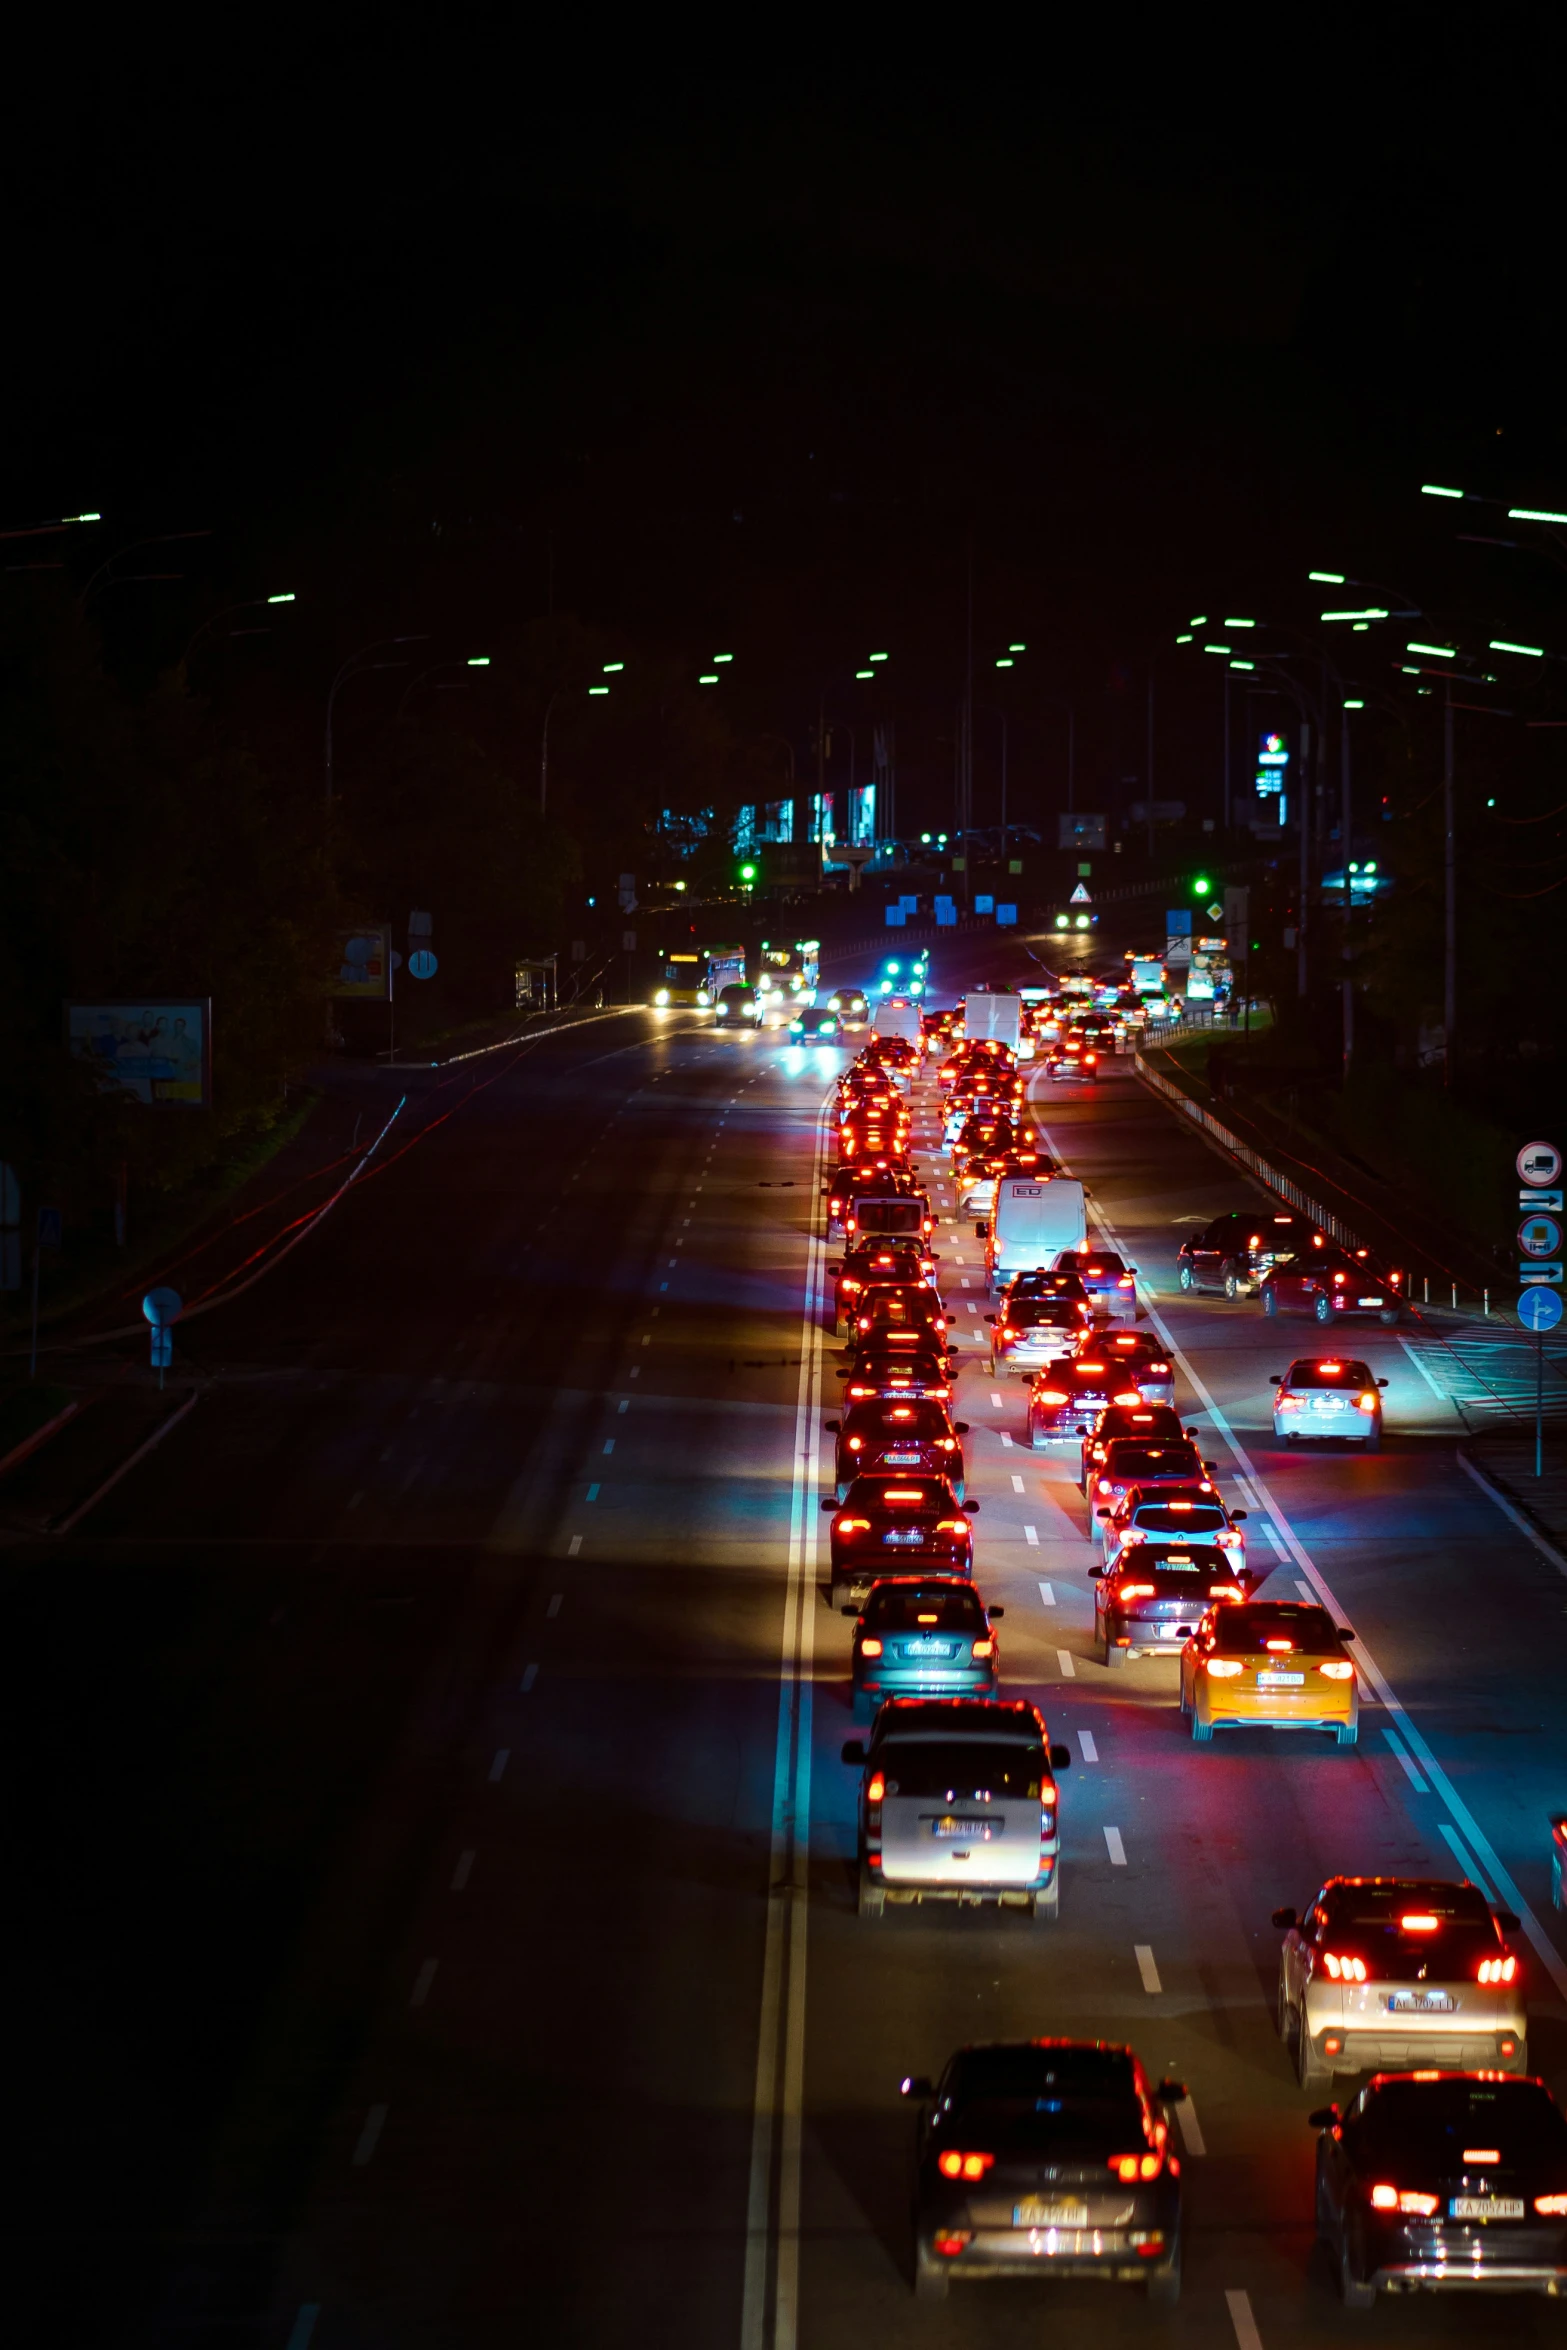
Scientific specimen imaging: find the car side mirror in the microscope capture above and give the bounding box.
[841,1740,867,1765]
[1095,1507,1111,1519]
[1049,1743,1072,1770]
[1127,1266,1138,1276]
[984,1315,996,1325]
[820,1183,831,1196]
[954,1421,970,1435]
[1154,2078,1187,2106]
[900,2074,934,2100]
[1268,1374,1281,1385]
[965,1500,980,1513]
[976,1220,990,1238]
[824,1419,841,1433]
[1203,1461,1217,1476]
[1271,1906,1298,1931]
[835,1370,850,1380]
[1377,1378,1389,1389]
[841,1604,860,1618]
[1494,1906,1521,1932]
[827,1263,843,1276]
[1189,1231,1204,1246]
[1089,1563,1105,1578]
[1307,2105,1340,2131]
[1230,1509,1247,1521]
[1337,1626,1355,1641]
[988,1604,1004,1619]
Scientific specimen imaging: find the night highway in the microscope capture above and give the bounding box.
[6,946,1562,2347]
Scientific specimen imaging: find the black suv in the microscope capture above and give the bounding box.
[1176,1209,1320,1299]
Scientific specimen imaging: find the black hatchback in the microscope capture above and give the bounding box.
[1313,2072,1567,2308]
[904,2040,1185,2303]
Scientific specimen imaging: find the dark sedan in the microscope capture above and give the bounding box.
[1176,1208,1321,1298]
[824,1475,976,1605]
[1313,2073,1567,2308]
[1260,1245,1402,1326]
[1091,1544,1251,1665]
[844,1576,1002,1712]
[826,1397,968,1498]
[905,2040,1185,2303]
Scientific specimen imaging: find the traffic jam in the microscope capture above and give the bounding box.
[810,973,1567,2311]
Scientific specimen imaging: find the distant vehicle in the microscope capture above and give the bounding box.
[1270,1357,1388,1449]
[843,1576,1000,1711]
[962,993,1022,1054]
[703,941,747,994]
[984,1175,1088,1287]
[653,952,709,1008]
[1129,957,1166,995]
[714,982,761,1027]
[1259,1247,1401,1326]
[1182,1600,1359,1746]
[757,937,819,1016]
[1177,1210,1323,1299]
[824,986,869,1029]
[790,1004,841,1043]
[873,997,923,1047]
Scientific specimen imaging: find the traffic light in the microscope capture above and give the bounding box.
[1192,873,1211,897]
[737,860,757,889]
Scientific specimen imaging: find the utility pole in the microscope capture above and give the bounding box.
[1222,670,1231,830]
[1298,721,1311,1000]
[1341,703,1354,1079]
[1146,672,1156,858]
[961,536,975,909]
[1443,685,1457,1086]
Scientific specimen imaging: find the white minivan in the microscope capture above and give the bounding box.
[983,1175,1087,1291]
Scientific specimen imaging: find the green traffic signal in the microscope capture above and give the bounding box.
[739,862,757,882]
[1192,874,1211,896]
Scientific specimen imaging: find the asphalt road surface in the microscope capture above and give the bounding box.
[11,950,1567,2348]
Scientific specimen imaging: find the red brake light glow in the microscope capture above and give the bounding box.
[1108,2153,1163,2182]
[1400,1914,1440,1933]
[884,1489,923,1503]
[1477,1956,1518,1984]
[859,1637,883,1658]
[1322,1952,1368,1982]
[937,2151,995,2181]
[866,1772,886,1803]
[1205,1656,1243,1677]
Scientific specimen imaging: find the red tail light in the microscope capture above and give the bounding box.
[1112,1388,1143,1406]
[932,2228,971,2255]
[1477,1954,1519,1984]
[1208,1583,1245,1601]
[1206,1657,1243,1678]
[970,1637,994,1659]
[1318,1660,1354,1680]
[1370,2183,1438,2215]
[1108,2152,1163,2182]
[1117,1274,1134,1287]
[1535,2194,1567,2215]
[859,1637,884,1658]
[836,1517,871,1534]
[1264,1638,1294,1652]
[937,1517,970,1535]
[884,1488,923,1503]
[1322,1952,1368,1982]
[1034,1389,1069,1406]
[937,2151,995,2181]
[847,1436,864,1450]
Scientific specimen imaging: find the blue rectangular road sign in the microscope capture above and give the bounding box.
[995,904,1018,926]
[1519,1263,1563,1283]
[884,905,906,926]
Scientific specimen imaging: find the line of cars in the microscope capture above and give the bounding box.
[813,990,1558,2309]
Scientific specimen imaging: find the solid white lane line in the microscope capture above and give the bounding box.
[1176,2095,1206,2155]
[1458,1451,1567,1578]
[1295,1578,1314,1601]
[488,1749,509,1782]
[1078,1728,1097,1760]
[1047,1163,1567,2003]
[352,2105,388,2166]
[1226,2286,1264,2350]
[1439,1821,1499,1902]
[1057,1648,1076,1677]
[1134,1943,1161,1993]
[1025,1525,1040,1547]
[547,1593,563,1617]
[521,1663,539,1692]
[1038,1580,1055,1605]
[450,1851,474,1891]
[1011,1474,1025,1492]
[1399,1334,1453,1403]
[410,1960,438,2008]
[743,1091,829,2350]
[1104,1825,1126,1864]
[1382,1727,1430,1793]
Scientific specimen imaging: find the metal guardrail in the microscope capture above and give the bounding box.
[1133,1048,1363,1250]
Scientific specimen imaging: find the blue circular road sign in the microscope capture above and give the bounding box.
[1519,1288,1563,1334]
[142,1286,183,1325]
[408,949,439,980]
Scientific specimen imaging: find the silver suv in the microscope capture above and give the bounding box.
[842,1699,1071,1921]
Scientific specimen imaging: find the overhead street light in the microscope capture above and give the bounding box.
[1224,617,1256,629]
[1491,639,1544,658]
[1508,508,1567,525]
[1321,608,1389,623]
[1407,641,1457,659]
[1309,570,1347,584]
[1421,484,1465,500]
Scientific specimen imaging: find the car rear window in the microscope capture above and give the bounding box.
[1105,1442,1202,1480]
[1286,1360,1374,1389]
[1354,2079,1567,2167]
[864,1585,985,1630]
[857,1203,923,1234]
[880,1744,1044,1799]
[1132,1503,1227,1535]
[946,2048,1144,2157]
[1126,1546,1233,1578]
[1211,1603,1338,1652]
[846,1477,951,1510]
[1100,1407,1184,1438]
[1015,1303,1081,1329]
[1055,1253,1126,1276]
[849,1402,949,1438]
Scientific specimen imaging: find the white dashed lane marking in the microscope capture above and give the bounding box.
[1104,1825,1126,1865]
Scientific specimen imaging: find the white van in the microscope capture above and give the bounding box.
[962,993,1023,1054]
[984,1176,1087,1290]
[872,999,922,1047]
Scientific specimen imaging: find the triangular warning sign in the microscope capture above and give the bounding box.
[1069,882,1092,904]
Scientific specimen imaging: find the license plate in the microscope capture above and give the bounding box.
[884,1528,925,1546]
[1387,1991,1455,2012]
[932,1815,998,1839]
[1451,2195,1524,2220]
[1257,1670,1305,1686]
[903,1639,957,1658]
[1014,2199,1088,2228]
[1358,1296,1384,1307]
[1316,1398,1347,1412]
[884,1453,922,1465]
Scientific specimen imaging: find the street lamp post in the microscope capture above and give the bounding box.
[326,636,429,805]
[1443,684,1456,1083]
[181,592,295,669]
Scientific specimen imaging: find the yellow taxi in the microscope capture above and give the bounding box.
[1180,1598,1359,1746]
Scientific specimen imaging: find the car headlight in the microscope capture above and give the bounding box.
[697,991,710,1006]
[716,1004,729,1017]
[654,989,670,1005]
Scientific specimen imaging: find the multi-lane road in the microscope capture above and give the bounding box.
[13,948,1567,2348]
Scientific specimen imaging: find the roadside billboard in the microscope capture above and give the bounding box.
[332,926,392,1000]
[66,1000,211,1105]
